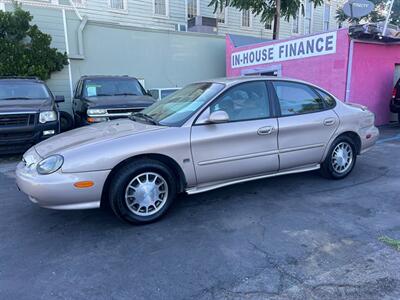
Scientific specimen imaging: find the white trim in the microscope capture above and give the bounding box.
[197,0,200,16]
[0,3,5,11]
[345,39,354,102]
[62,9,74,100]
[2,0,74,11]
[153,0,169,18]
[240,9,252,28]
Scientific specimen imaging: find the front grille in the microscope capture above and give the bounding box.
[0,131,35,140]
[106,108,145,115]
[0,114,35,126]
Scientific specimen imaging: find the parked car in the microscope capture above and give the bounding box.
[73,75,155,126]
[390,78,400,123]
[16,77,379,224]
[0,77,64,154]
[149,87,180,101]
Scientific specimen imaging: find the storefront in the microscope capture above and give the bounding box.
[226,29,400,125]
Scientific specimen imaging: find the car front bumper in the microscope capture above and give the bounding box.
[16,161,110,210]
[0,121,60,154]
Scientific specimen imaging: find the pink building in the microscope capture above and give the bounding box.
[226,29,400,125]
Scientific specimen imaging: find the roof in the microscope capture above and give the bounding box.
[204,76,314,86]
[80,75,138,80]
[0,76,43,83]
[228,34,270,48]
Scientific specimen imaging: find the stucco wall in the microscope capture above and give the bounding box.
[350,42,400,125]
[227,29,350,101]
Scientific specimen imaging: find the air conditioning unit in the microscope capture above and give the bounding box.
[175,23,187,32]
[187,16,218,34]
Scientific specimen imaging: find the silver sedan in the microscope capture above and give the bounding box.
[16,77,379,224]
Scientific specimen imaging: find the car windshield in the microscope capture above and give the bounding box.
[136,82,224,127]
[83,78,145,98]
[0,81,50,100]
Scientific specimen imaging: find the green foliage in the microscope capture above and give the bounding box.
[0,6,68,81]
[336,0,399,26]
[209,0,324,24]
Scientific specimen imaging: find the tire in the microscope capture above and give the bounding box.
[320,135,357,179]
[59,111,74,132]
[109,159,177,224]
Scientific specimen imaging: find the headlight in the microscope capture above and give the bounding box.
[37,155,64,175]
[39,111,57,123]
[87,109,107,116]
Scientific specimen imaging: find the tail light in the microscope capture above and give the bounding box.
[392,88,397,99]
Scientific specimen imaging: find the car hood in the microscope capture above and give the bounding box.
[85,95,155,109]
[0,99,52,113]
[34,119,164,157]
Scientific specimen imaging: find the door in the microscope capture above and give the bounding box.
[191,81,279,185]
[271,81,339,170]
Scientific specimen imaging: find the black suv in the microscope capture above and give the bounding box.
[73,75,155,126]
[390,78,400,123]
[0,77,64,154]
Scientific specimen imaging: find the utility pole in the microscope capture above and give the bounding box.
[383,0,395,36]
[273,0,281,40]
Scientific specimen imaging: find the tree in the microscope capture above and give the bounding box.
[0,6,68,81]
[336,0,399,26]
[209,0,324,40]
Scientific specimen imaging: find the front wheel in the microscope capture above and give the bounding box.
[320,136,357,179]
[109,159,177,224]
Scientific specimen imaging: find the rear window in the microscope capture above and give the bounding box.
[0,81,50,100]
[315,89,336,108]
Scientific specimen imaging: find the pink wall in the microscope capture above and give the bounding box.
[350,42,400,125]
[226,29,350,100]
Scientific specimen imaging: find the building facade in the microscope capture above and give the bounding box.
[0,0,344,115]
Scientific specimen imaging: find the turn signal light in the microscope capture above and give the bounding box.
[87,117,96,123]
[74,181,94,189]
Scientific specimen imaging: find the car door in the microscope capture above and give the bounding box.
[271,81,339,170]
[190,81,279,185]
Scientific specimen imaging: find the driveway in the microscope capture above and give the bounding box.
[1,125,400,300]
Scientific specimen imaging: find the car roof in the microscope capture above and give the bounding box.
[80,75,138,80]
[0,76,44,83]
[206,76,313,86]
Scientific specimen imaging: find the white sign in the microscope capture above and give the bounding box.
[231,31,337,69]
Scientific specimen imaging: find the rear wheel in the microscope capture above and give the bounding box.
[320,136,357,179]
[109,159,177,224]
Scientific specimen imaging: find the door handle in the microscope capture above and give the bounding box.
[257,126,274,135]
[323,118,336,126]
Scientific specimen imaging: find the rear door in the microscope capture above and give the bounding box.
[271,81,339,170]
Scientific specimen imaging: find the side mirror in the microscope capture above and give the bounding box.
[208,110,229,124]
[55,95,65,103]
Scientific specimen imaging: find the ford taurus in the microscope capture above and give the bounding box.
[16,77,379,224]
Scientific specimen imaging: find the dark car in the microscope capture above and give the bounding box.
[0,77,64,154]
[73,75,155,126]
[390,78,400,123]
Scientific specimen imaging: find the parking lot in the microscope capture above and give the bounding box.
[0,125,399,300]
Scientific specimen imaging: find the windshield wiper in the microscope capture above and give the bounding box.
[94,93,112,97]
[130,112,159,125]
[114,93,138,96]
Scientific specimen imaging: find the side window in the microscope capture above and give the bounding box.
[316,89,336,108]
[74,80,82,98]
[210,81,270,122]
[272,81,324,116]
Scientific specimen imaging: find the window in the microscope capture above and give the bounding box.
[323,3,331,31]
[241,10,251,27]
[210,81,270,122]
[71,0,85,7]
[216,6,226,24]
[154,0,168,16]
[304,0,312,34]
[109,0,126,10]
[187,0,197,19]
[292,10,300,34]
[0,82,50,100]
[0,3,5,11]
[265,19,272,30]
[316,89,336,108]
[82,78,146,98]
[272,81,324,115]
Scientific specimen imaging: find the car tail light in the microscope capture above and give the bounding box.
[392,88,397,99]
